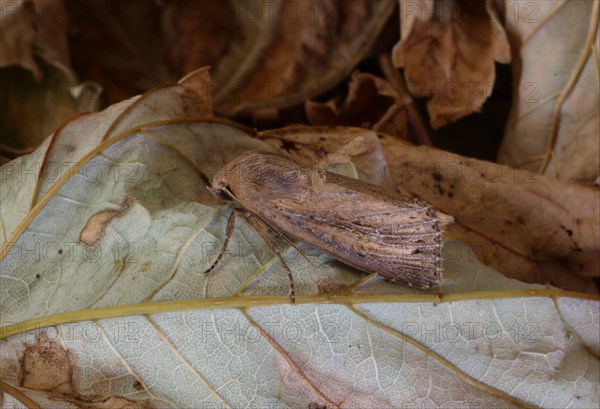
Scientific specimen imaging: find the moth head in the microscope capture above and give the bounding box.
[206,175,232,201]
[207,185,231,201]
[207,169,234,201]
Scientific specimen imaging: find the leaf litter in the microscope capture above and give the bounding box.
[0,1,599,408]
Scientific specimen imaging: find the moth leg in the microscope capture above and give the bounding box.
[202,209,236,276]
[244,211,296,304]
[256,218,315,268]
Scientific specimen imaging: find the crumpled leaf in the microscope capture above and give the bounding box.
[0,0,101,149]
[189,0,396,116]
[260,126,600,293]
[70,0,395,115]
[67,0,171,104]
[1,70,598,408]
[497,0,600,184]
[305,71,409,140]
[392,0,511,128]
[384,135,599,292]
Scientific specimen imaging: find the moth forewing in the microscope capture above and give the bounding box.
[208,151,454,293]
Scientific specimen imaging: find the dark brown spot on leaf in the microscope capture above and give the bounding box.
[133,379,144,391]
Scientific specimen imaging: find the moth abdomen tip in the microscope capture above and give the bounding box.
[435,211,454,229]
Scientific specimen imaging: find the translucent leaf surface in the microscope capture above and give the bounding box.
[498,0,600,183]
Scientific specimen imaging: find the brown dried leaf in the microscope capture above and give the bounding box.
[259,125,394,190]
[66,0,395,116]
[392,0,511,128]
[497,1,600,183]
[260,125,600,293]
[306,71,410,140]
[163,0,397,115]
[383,136,599,292]
[0,0,43,78]
[0,0,101,149]
[162,0,240,77]
[67,0,170,102]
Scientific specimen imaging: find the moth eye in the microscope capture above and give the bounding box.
[212,185,232,201]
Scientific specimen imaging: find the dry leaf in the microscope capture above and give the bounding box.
[162,0,240,77]
[67,0,395,116]
[306,71,410,140]
[260,126,600,293]
[1,0,46,78]
[67,0,171,103]
[1,70,598,409]
[392,0,511,128]
[0,0,101,149]
[161,0,396,115]
[259,125,395,191]
[497,0,600,183]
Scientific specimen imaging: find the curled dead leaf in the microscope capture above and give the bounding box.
[306,71,409,140]
[0,0,101,150]
[383,135,600,292]
[260,125,599,293]
[260,125,395,191]
[164,0,396,115]
[498,1,600,183]
[1,63,598,408]
[392,0,511,128]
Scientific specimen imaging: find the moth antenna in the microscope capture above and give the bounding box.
[202,209,236,276]
[244,212,296,304]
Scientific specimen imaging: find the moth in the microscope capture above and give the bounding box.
[205,150,453,300]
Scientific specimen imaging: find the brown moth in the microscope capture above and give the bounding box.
[206,150,454,299]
